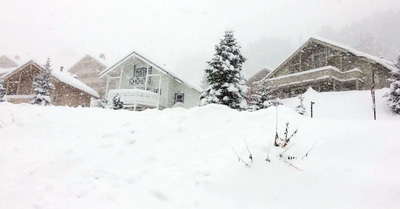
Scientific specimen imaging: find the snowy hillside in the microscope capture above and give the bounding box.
[0,89,399,209]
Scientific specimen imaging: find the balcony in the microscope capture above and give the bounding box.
[106,89,160,109]
[266,66,364,88]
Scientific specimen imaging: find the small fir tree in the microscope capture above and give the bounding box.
[112,93,123,110]
[389,55,400,114]
[250,78,274,110]
[295,94,306,115]
[201,30,248,110]
[31,58,54,106]
[0,78,6,102]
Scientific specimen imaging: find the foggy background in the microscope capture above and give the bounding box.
[1,0,399,86]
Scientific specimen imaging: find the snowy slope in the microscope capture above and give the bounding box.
[0,89,399,209]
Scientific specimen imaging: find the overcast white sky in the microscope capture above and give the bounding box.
[1,0,399,85]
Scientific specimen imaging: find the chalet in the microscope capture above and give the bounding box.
[0,60,99,107]
[68,54,108,98]
[263,37,395,98]
[99,51,201,110]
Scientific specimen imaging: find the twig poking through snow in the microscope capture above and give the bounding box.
[266,140,271,162]
[283,160,303,171]
[302,143,317,159]
[232,148,250,167]
[244,139,253,162]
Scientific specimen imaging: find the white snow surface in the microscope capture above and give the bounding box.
[0,88,399,209]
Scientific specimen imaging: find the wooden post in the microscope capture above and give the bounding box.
[118,66,124,89]
[311,101,315,118]
[371,70,376,120]
[145,65,149,90]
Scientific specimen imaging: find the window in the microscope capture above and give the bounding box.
[174,92,184,103]
[313,52,327,68]
[129,66,152,86]
[154,88,162,95]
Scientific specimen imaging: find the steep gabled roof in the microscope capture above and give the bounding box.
[2,60,99,98]
[0,55,18,69]
[266,36,396,79]
[99,51,202,93]
[247,66,273,85]
[68,54,107,73]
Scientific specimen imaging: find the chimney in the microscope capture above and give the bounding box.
[60,66,64,72]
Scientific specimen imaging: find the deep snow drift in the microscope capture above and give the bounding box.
[0,89,399,209]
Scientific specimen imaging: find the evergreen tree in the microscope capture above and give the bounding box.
[201,30,248,110]
[389,55,400,114]
[112,93,123,110]
[31,58,54,106]
[0,78,5,102]
[249,78,274,110]
[295,94,306,115]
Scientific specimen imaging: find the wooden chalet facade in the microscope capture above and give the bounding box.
[99,51,201,110]
[264,37,395,98]
[0,60,99,107]
[68,55,108,98]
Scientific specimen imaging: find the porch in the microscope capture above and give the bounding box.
[106,89,160,110]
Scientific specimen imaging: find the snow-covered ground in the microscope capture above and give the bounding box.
[0,88,399,209]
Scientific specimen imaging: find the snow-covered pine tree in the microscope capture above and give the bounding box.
[250,78,274,110]
[295,94,306,115]
[389,55,400,114]
[201,30,248,110]
[0,78,6,102]
[31,58,54,106]
[112,93,123,110]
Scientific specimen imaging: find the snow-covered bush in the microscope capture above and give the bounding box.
[201,30,249,110]
[0,78,5,102]
[389,56,400,114]
[112,94,123,110]
[31,58,54,106]
[295,94,306,115]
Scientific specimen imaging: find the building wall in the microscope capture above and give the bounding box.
[51,79,93,107]
[68,55,107,98]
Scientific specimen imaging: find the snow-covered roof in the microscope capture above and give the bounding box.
[311,36,397,72]
[99,51,202,93]
[2,60,99,98]
[52,70,100,98]
[266,36,397,79]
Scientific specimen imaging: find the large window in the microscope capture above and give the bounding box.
[313,52,327,68]
[129,66,152,86]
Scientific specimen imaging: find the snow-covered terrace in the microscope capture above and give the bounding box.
[265,66,364,87]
